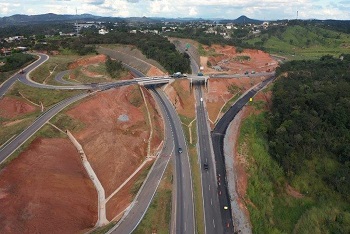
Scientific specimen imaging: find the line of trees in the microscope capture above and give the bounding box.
[0,53,35,72]
[105,56,125,79]
[78,31,191,74]
[268,54,350,200]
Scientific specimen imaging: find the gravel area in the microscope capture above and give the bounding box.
[224,109,252,234]
[118,114,129,122]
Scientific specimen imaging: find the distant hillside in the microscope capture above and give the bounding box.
[0,13,102,26]
[247,24,350,59]
[0,13,266,26]
[220,15,263,25]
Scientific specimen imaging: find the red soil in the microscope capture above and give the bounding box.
[0,138,97,234]
[68,55,107,70]
[206,77,266,123]
[0,97,37,119]
[164,80,195,119]
[146,66,166,76]
[106,161,153,221]
[67,85,164,219]
[201,45,277,74]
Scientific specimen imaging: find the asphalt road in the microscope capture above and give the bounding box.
[195,84,224,234]
[0,53,49,97]
[212,76,275,233]
[152,88,195,234]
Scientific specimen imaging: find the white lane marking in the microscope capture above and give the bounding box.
[213,219,216,228]
[185,222,187,232]
[211,198,213,206]
[209,185,210,191]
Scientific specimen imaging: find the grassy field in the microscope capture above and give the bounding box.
[8,82,82,108]
[30,54,81,84]
[238,110,350,233]
[247,25,350,60]
[0,70,16,84]
[133,162,173,234]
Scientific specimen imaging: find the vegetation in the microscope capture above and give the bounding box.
[80,32,191,74]
[8,82,82,107]
[105,56,125,79]
[270,55,350,198]
[239,54,350,233]
[0,53,35,72]
[247,24,350,59]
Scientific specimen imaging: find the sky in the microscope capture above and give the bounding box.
[0,0,349,20]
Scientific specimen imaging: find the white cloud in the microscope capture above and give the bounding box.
[0,0,348,20]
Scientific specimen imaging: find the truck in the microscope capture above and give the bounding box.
[173,72,182,78]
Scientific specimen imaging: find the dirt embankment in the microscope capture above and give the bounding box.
[67,85,164,219]
[164,80,195,119]
[68,55,107,70]
[200,45,277,74]
[206,77,266,124]
[0,138,97,234]
[0,97,37,119]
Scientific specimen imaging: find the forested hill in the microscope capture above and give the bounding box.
[268,54,350,201]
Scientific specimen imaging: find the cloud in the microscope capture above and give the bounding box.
[83,0,105,5]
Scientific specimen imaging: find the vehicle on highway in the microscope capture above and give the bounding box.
[200,97,203,102]
[223,206,228,210]
[203,163,209,170]
[197,72,204,76]
[178,147,183,154]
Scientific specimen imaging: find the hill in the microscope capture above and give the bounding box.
[246,23,350,59]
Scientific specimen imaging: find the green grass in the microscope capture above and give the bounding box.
[30,54,80,84]
[133,162,173,234]
[0,70,16,84]
[50,113,85,133]
[90,222,117,234]
[179,114,194,126]
[239,112,315,233]
[130,163,153,196]
[8,82,82,107]
[247,25,350,60]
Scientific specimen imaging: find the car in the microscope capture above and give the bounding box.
[203,163,209,170]
[223,206,228,210]
[19,70,25,74]
[178,148,183,154]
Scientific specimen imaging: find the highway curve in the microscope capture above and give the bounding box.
[212,76,275,233]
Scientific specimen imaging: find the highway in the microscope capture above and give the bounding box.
[153,88,195,234]
[195,84,224,233]
[212,75,275,233]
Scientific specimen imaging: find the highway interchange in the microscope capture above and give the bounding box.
[0,49,275,233]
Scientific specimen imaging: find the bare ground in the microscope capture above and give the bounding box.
[0,138,97,234]
[0,97,37,119]
[164,80,195,119]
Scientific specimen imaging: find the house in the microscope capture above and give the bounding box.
[98,29,109,35]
